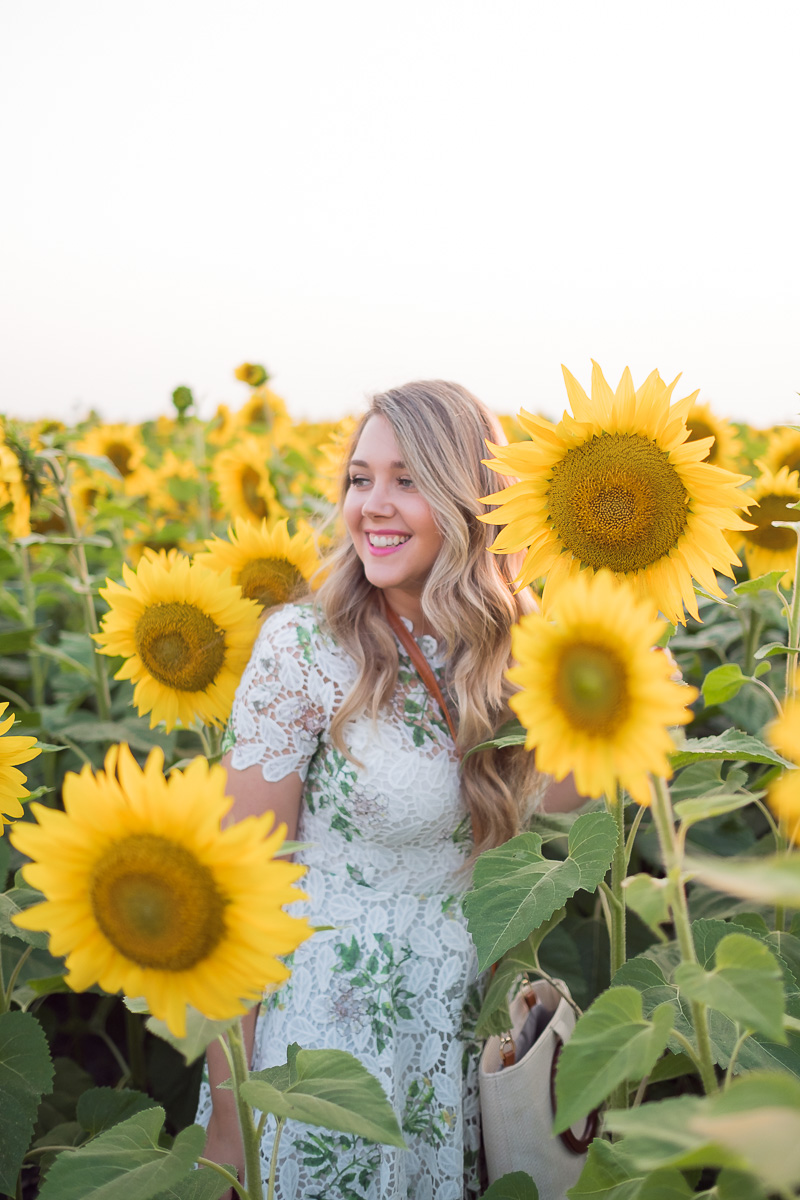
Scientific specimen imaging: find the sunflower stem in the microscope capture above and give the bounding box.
[225,1019,263,1200]
[3,944,33,1010]
[650,774,718,1094]
[606,789,627,979]
[44,455,112,721]
[742,608,763,676]
[266,1118,286,1200]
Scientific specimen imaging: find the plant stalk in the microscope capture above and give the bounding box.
[607,789,627,978]
[266,1118,286,1200]
[225,1020,263,1200]
[650,774,718,1094]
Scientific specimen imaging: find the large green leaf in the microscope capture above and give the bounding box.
[685,853,800,907]
[603,1073,800,1192]
[567,1137,693,1199]
[672,793,757,827]
[240,1044,405,1147]
[76,1088,159,1136]
[151,1169,233,1200]
[481,1170,540,1199]
[36,1108,205,1200]
[553,987,674,1134]
[464,812,617,969]
[475,912,567,1037]
[0,1010,55,1195]
[732,570,787,596]
[675,933,786,1043]
[670,730,793,769]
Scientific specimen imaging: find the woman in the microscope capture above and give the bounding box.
[199,380,548,1199]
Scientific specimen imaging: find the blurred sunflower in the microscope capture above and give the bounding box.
[75,423,146,481]
[0,432,32,537]
[763,428,800,478]
[507,570,697,805]
[482,362,753,624]
[732,465,800,584]
[212,435,284,524]
[11,744,312,1036]
[0,704,41,831]
[316,415,358,503]
[234,362,269,387]
[94,554,260,731]
[766,701,800,843]
[685,400,743,472]
[196,517,319,610]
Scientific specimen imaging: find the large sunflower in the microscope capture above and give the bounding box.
[94,554,260,731]
[212,435,284,524]
[11,744,312,1036]
[481,362,753,624]
[0,704,41,831]
[733,465,800,584]
[507,570,698,805]
[685,400,743,472]
[196,517,320,610]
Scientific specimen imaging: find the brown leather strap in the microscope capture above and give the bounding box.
[384,604,460,756]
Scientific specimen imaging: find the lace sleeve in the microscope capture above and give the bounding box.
[226,605,329,783]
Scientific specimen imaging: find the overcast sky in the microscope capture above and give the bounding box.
[2,1,798,430]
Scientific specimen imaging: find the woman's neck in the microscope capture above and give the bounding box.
[380,587,437,639]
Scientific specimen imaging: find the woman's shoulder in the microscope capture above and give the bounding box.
[256,600,338,662]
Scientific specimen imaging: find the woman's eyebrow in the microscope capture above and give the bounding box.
[349,458,407,469]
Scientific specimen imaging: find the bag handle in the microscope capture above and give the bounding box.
[384,603,460,756]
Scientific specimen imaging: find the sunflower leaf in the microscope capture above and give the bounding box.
[0,1010,55,1196]
[241,1047,406,1147]
[669,730,794,769]
[702,663,747,707]
[479,1170,541,1199]
[754,640,797,660]
[674,934,787,1043]
[464,812,617,970]
[144,1010,240,1065]
[463,718,527,759]
[35,1107,205,1200]
[567,1137,694,1199]
[553,987,675,1134]
[685,854,800,908]
[732,571,788,595]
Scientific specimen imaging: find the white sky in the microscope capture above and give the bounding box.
[2,1,799,429]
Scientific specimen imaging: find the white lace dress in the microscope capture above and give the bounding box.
[195,601,483,1200]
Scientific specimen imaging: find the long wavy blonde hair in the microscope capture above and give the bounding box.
[315,380,543,854]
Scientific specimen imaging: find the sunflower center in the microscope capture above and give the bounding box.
[547,433,689,573]
[241,467,270,520]
[135,602,226,691]
[91,834,226,971]
[554,642,630,735]
[238,557,302,608]
[105,441,134,477]
[745,493,799,551]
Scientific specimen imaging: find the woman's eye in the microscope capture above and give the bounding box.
[398,477,415,489]
[348,475,369,488]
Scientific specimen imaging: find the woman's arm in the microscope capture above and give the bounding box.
[203,757,305,1198]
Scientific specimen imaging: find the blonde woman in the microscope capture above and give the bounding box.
[199,381,557,1199]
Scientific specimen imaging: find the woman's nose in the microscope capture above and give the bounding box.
[364,480,395,516]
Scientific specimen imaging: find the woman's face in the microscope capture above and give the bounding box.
[343,414,444,605]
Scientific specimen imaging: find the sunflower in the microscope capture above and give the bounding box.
[196,517,319,610]
[0,434,31,537]
[94,554,260,731]
[507,570,698,805]
[315,415,358,503]
[75,423,146,481]
[481,362,753,624]
[685,400,743,472]
[766,702,800,844]
[0,704,41,831]
[211,435,284,524]
[732,465,800,584]
[11,744,312,1036]
[234,362,269,387]
[763,428,800,478]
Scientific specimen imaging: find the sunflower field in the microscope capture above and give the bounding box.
[2,363,800,1200]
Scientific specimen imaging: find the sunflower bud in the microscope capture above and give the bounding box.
[171,386,195,422]
[234,362,269,387]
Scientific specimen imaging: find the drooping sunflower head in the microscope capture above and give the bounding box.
[507,570,698,805]
[685,400,743,472]
[763,428,800,479]
[234,362,269,387]
[211,435,285,524]
[481,361,753,624]
[0,703,41,831]
[11,744,312,1036]
[733,464,800,585]
[94,554,261,732]
[766,701,800,844]
[195,517,320,610]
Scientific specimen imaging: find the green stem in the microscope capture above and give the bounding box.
[723,1027,751,1088]
[125,1009,147,1092]
[3,944,33,1009]
[624,803,647,868]
[650,775,718,1094]
[195,1158,246,1196]
[607,790,627,979]
[225,1020,263,1200]
[742,608,763,676]
[45,457,112,720]
[266,1118,286,1200]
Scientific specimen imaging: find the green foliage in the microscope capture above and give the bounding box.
[481,1170,540,1198]
[0,1010,54,1194]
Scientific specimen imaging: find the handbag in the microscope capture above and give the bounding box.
[479,978,598,1200]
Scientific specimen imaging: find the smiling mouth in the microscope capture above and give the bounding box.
[367,533,410,548]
